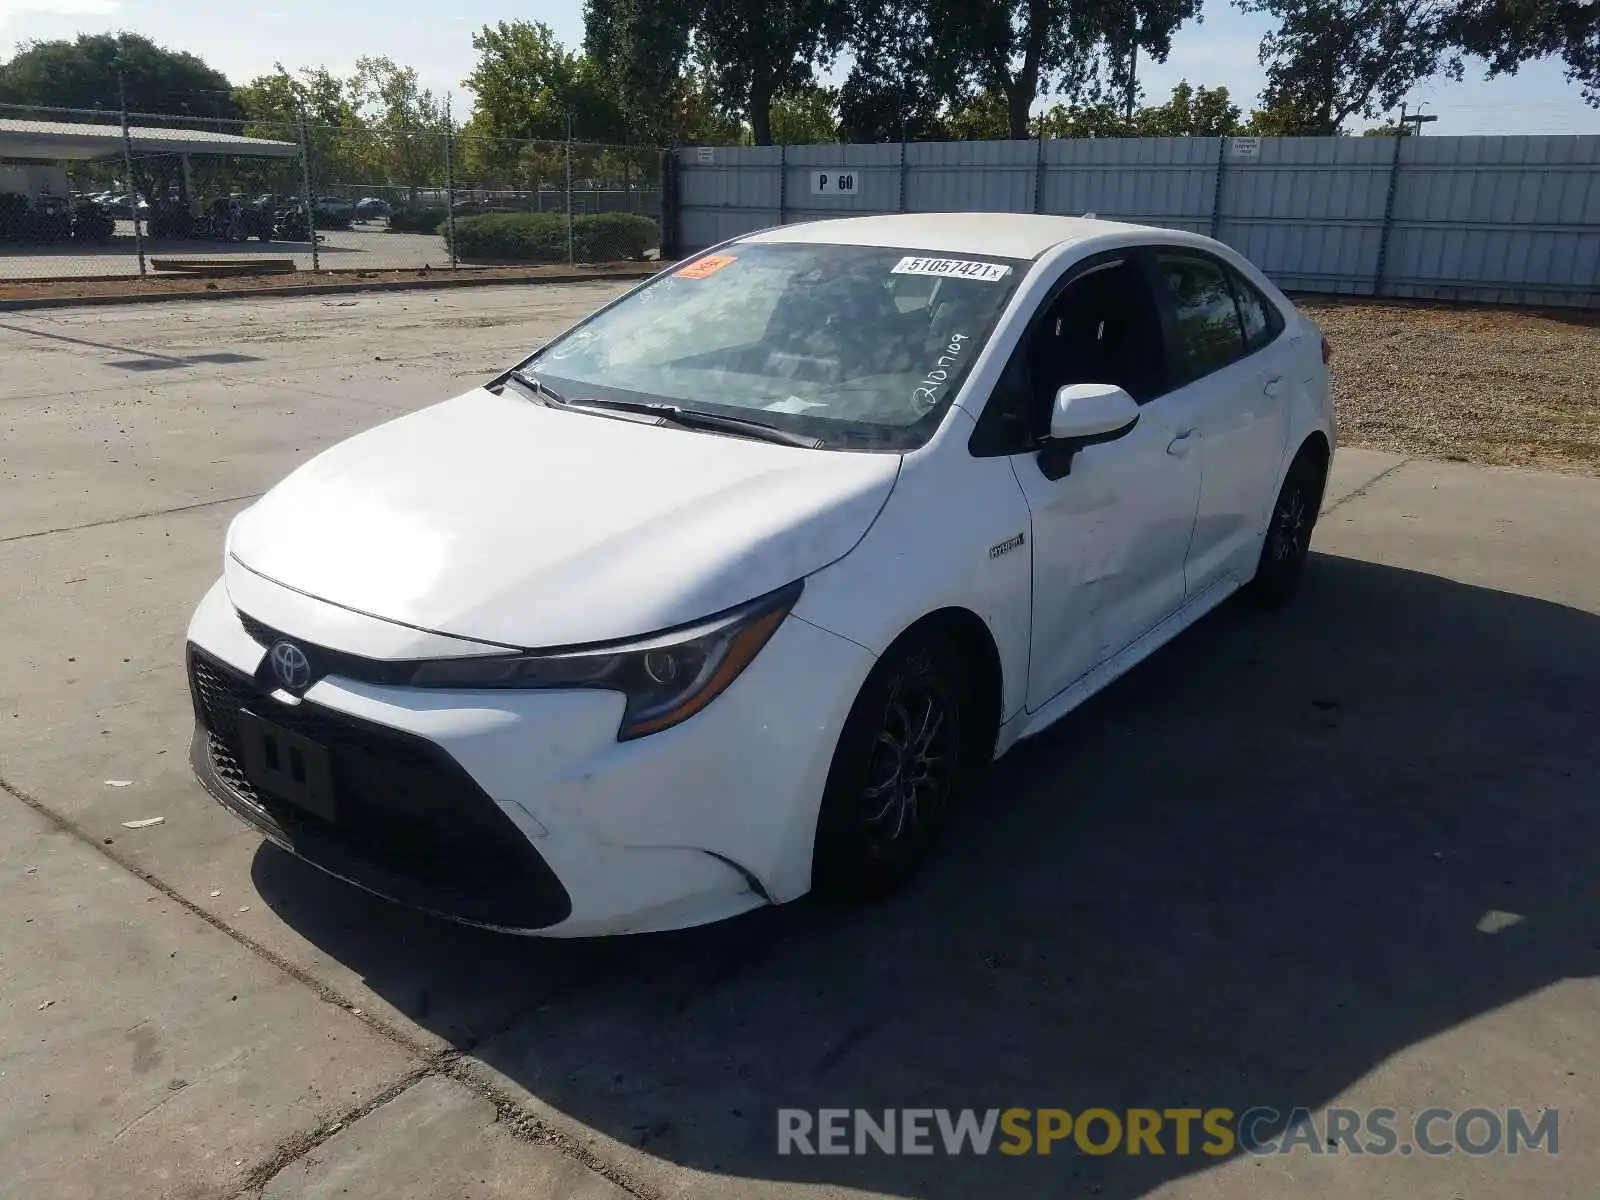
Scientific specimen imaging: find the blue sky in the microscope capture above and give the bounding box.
[3,0,1597,135]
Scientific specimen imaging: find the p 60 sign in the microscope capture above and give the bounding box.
[810,171,858,196]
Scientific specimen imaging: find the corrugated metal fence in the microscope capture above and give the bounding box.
[671,136,1600,308]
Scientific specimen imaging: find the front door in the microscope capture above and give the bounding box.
[1005,252,1203,712]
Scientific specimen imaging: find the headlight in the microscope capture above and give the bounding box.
[408,581,801,740]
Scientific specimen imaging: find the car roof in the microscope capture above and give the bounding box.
[743,212,1158,260]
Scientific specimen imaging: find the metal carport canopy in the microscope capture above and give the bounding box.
[0,118,297,161]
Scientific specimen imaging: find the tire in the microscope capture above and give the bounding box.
[812,630,984,899]
[1248,450,1325,607]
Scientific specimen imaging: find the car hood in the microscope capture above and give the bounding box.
[226,388,899,648]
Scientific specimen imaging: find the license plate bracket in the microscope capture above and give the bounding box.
[237,709,337,822]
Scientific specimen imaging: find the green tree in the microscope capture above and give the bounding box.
[1031,98,1129,137]
[837,0,964,140]
[0,31,236,117]
[1362,119,1415,135]
[1028,81,1243,139]
[1129,79,1245,135]
[670,70,751,143]
[1241,90,1331,134]
[584,0,847,144]
[1234,0,1459,135]
[858,0,1203,139]
[584,0,697,144]
[236,66,357,129]
[236,66,371,191]
[1445,0,1600,107]
[348,56,447,200]
[769,83,840,142]
[464,21,626,145]
[702,0,849,145]
[943,89,1013,138]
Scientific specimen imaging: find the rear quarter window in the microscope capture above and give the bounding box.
[1229,268,1285,353]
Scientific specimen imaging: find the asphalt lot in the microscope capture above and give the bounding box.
[1,285,1596,1199]
[0,222,448,279]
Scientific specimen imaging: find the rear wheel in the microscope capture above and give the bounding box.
[1248,450,1325,606]
[813,631,984,899]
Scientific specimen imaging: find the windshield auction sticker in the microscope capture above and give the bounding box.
[677,254,737,279]
[891,256,1012,283]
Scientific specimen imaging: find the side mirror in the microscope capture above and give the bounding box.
[1039,383,1140,481]
[1049,382,1140,442]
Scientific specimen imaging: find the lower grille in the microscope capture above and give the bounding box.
[188,645,571,929]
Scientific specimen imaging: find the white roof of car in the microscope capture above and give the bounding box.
[746,212,1153,259]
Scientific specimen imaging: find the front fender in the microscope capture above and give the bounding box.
[792,408,1034,730]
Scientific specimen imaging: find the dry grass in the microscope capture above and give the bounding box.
[1299,297,1600,476]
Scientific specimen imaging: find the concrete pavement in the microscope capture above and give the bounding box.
[0,225,449,280]
[1,286,1595,1198]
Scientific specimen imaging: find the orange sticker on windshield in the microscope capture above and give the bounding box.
[678,254,736,279]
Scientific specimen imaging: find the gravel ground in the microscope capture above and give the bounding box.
[1301,297,1600,476]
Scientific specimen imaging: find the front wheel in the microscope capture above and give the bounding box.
[1248,452,1325,607]
[812,631,983,899]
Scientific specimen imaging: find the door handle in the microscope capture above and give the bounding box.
[1264,375,1286,398]
[1166,428,1197,457]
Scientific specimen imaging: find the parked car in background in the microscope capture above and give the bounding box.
[186,213,1335,937]
[311,196,355,229]
[354,197,392,221]
[100,193,150,219]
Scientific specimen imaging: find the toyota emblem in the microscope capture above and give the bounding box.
[269,641,313,691]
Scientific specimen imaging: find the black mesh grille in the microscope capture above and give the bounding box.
[188,646,571,929]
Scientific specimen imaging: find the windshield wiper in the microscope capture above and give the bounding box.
[502,368,566,407]
[564,396,824,449]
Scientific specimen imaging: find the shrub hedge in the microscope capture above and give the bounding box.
[447,211,658,263]
[387,206,445,234]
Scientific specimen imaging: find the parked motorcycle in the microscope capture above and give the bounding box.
[271,202,318,243]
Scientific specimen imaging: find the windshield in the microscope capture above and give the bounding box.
[521,241,1025,450]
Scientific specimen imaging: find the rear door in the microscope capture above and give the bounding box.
[1150,250,1292,596]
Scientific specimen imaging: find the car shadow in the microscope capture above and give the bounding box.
[252,550,1600,1197]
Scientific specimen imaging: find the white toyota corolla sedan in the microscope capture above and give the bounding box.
[187,213,1334,936]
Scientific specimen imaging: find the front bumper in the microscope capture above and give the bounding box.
[188,647,574,930]
[185,576,874,936]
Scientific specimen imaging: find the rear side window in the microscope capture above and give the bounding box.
[1230,268,1283,353]
[1156,252,1246,383]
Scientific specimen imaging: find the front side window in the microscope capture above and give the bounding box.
[1156,252,1246,383]
[969,253,1168,455]
[523,242,1025,450]
[1026,258,1165,413]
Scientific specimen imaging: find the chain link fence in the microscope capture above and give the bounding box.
[0,101,664,285]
